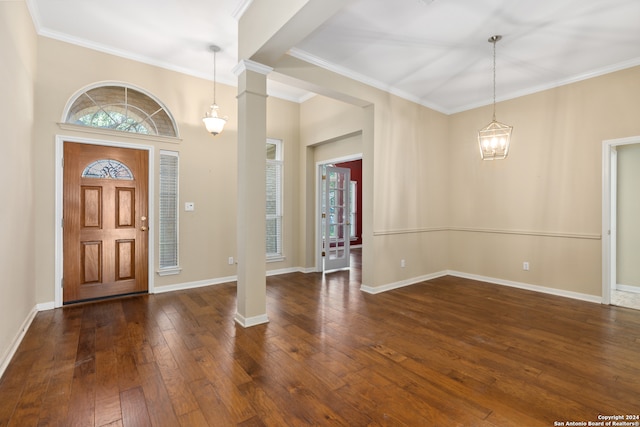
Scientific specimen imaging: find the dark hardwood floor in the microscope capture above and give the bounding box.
[1,250,640,426]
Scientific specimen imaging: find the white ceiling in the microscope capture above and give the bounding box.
[28,0,640,114]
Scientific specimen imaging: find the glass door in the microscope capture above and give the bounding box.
[322,166,351,271]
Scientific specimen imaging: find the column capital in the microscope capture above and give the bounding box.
[233,59,273,76]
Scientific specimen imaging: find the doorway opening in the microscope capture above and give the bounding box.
[603,135,640,310]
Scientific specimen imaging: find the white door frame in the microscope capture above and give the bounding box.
[315,154,362,272]
[602,135,640,305]
[55,135,155,307]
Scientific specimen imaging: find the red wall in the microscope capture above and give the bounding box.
[335,159,362,246]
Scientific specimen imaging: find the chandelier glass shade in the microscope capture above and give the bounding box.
[203,104,226,136]
[203,45,227,136]
[478,35,512,160]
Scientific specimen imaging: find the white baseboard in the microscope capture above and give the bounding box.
[616,283,640,294]
[361,271,448,294]
[152,275,237,294]
[153,266,314,294]
[267,267,301,276]
[361,270,601,304]
[37,301,55,311]
[234,312,269,327]
[0,305,38,380]
[447,270,602,304]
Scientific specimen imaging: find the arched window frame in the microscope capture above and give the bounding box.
[61,82,180,138]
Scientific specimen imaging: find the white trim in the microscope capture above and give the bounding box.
[373,226,600,240]
[361,270,601,304]
[37,302,55,311]
[152,276,237,294]
[231,0,253,20]
[289,48,640,115]
[361,271,447,294]
[602,135,640,306]
[55,135,155,307]
[448,271,602,304]
[157,267,183,276]
[0,306,38,379]
[448,227,600,240]
[232,60,273,76]
[616,284,640,294]
[58,123,181,144]
[234,312,269,328]
[267,267,299,276]
[153,267,312,293]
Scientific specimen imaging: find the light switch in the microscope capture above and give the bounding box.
[185,202,195,211]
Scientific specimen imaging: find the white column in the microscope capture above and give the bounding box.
[233,60,273,327]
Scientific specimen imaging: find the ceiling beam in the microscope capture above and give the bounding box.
[238,0,347,66]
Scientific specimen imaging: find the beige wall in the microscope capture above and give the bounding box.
[289,57,451,286]
[286,55,640,296]
[32,37,301,304]
[300,95,363,146]
[0,1,37,369]
[616,143,640,288]
[448,67,640,296]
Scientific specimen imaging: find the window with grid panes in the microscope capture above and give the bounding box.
[159,150,180,274]
[266,139,283,259]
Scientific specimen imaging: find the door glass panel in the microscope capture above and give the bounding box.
[82,159,134,180]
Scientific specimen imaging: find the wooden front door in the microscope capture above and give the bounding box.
[63,142,149,304]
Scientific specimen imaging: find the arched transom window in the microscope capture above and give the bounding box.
[64,84,178,137]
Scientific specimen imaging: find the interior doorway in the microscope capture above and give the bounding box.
[603,136,640,310]
[316,156,362,272]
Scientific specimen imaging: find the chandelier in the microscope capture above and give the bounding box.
[478,35,512,160]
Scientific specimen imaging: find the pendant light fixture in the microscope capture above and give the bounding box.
[478,35,512,160]
[203,44,227,136]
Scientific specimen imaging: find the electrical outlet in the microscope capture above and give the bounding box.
[228,257,234,265]
[523,261,530,271]
[401,259,406,268]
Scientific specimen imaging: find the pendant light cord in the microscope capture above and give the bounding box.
[492,38,497,121]
[213,49,217,105]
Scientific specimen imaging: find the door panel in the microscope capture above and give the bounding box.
[322,166,351,271]
[116,187,135,227]
[81,241,102,283]
[64,142,148,303]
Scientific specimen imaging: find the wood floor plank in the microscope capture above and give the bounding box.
[2,249,640,425]
[120,386,151,427]
[136,362,180,427]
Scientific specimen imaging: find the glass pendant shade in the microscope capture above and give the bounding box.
[203,104,226,136]
[478,119,512,160]
[203,44,226,136]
